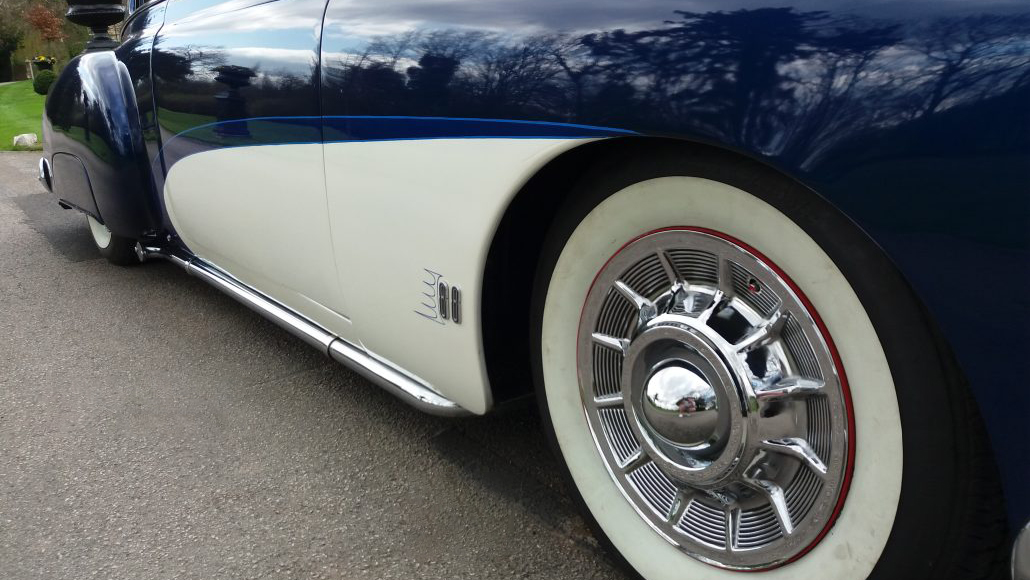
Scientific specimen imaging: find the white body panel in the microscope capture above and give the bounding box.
[323,138,591,414]
[164,138,593,414]
[164,143,354,340]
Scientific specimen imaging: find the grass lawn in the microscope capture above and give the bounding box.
[0,81,46,151]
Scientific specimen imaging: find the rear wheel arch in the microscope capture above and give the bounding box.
[45,50,159,240]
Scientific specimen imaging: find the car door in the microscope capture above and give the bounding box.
[153,0,354,340]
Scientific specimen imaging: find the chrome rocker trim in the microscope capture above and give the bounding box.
[137,244,471,417]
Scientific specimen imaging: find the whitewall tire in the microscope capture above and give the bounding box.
[87,215,139,266]
[87,215,113,249]
[530,147,1007,579]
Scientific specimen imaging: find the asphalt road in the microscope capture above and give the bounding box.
[0,151,627,580]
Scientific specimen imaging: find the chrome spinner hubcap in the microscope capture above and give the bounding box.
[643,365,719,448]
[577,229,852,570]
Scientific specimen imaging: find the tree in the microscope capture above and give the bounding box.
[906,14,1030,119]
[0,0,26,81]
[26,2,66,43]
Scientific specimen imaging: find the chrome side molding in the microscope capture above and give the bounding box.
[189,258,336,352]
[137,244,471,417]
[327,340,467,416]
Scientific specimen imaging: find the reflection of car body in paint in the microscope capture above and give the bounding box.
[40,0,1029,577]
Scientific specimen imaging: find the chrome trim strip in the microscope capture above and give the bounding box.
[139,245,471,417]
[327,340,469,417]
[187,259,337,352]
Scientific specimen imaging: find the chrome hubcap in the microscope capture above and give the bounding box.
[642,365,719,448]
[577,229,852,570]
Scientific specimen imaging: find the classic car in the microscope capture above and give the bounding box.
[39,0,1028,577]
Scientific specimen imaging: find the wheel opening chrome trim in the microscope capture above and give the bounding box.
[137,244,471,417]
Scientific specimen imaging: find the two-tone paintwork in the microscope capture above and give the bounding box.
[42,0,1029,527]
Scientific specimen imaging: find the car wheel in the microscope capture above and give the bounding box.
[87,215,139,266]
[531,148,1006,579]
